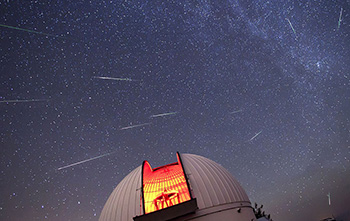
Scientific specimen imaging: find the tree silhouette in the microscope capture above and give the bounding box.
[253,203,272,221]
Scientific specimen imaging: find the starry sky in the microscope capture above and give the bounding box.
[1,1,349,220]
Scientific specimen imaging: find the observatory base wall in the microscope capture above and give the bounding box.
[171,202,256,221]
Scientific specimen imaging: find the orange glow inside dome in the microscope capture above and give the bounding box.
[142,154,191,214]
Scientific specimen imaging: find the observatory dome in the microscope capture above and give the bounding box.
[99,153,256,221]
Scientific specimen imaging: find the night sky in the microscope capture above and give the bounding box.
[1,1,350,220]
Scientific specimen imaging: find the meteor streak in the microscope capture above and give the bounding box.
[93,76,135,81]
[150,112,177,118]
[286,18,296,36]
[338,8,343,30]
[0,24,66,39]
[119,123,151,130]
[0,99,49,103]
[57,152,115,171]
[327,192,331,206]
[230,110,242,114]
[249,130,262,141]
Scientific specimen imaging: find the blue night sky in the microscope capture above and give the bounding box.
[1,1,349,220]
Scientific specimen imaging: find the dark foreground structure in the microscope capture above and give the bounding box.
[100,152,256,221]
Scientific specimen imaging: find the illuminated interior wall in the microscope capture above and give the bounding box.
[142,155,191,214]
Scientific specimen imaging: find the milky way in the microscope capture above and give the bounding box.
[1,1,349,220]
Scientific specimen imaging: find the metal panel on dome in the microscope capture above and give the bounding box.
[99,166,142,221]
[179,153,250,209]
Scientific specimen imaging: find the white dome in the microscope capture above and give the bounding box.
[180,153,250,209]
[99,166,142,221]
[99,153,254,221]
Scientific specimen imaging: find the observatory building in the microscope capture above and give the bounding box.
[100,152,256,221]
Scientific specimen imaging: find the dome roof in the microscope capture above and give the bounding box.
[180,154,249,209]
[99,153,251,221]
